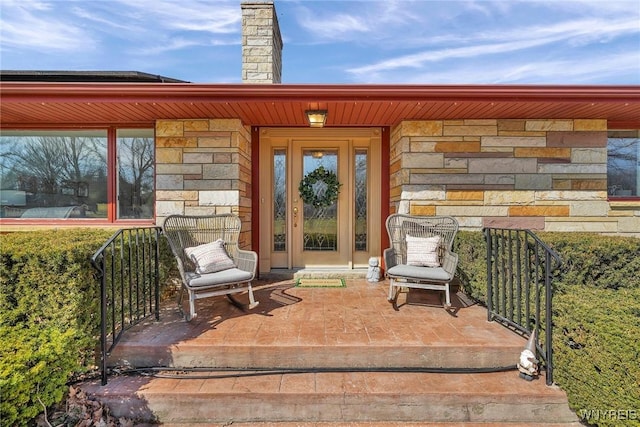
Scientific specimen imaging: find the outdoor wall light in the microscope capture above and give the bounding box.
[305,110,327,127]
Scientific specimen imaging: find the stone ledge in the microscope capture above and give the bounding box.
[609,200,640,209]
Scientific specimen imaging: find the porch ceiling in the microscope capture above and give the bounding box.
[1,83,639,128]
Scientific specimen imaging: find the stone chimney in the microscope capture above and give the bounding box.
[241,2,283,84]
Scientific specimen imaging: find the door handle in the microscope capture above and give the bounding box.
[293,206,298,227]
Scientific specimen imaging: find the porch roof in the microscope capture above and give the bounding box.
[1,82,639,128]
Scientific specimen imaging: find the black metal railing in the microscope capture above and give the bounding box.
[484,228,562,385]
[91,227,162,385]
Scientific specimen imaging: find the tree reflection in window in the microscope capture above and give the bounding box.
[273,149,287,251]
[0,131,107,218]
[608,130,639,198]
[117,129,155,219]
[0,128,155,220]
[354,149,368,251]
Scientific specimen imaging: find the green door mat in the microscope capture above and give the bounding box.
[295,278,346,288]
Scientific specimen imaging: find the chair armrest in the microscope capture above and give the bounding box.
[383,248,397,271]
[236,249,258,277]
[442,250,459,277]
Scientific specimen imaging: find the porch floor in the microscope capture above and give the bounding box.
[83,274,579,425]
[107,273,526,369]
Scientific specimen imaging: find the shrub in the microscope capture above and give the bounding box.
[0,228,177,426]
[541,232,640,292]
[544,233,640,427]
[553,286,640,426]
[454,231,487,301]
[0,229,113,425]
[455,231,640,427]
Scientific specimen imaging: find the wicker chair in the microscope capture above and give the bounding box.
[384,214,459,309]
[163,214,259,320]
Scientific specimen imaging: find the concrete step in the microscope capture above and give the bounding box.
[80,370,579,425]
[85,280,578,425]
[107,284,524,371]
[108,341,522,371]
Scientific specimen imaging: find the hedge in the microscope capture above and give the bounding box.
[543,233,640,427]
[0,229,113,425]
[0,228,176,426]
[2,229,638,426]
[456,231,640,427]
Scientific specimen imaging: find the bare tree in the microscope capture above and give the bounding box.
[0,135,107,209]
[117,136,154,218]
[608,137,638,195]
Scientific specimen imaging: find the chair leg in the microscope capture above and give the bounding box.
[388,279,398,301]
[177,286,185,308]
[388,279,401,310]
[177,286,186,318]
[247,283,259,309]
[188,291,197,321]
[443,284,452,309]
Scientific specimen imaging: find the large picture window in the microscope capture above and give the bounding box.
[608,130,639,199]
[0,128,154,221]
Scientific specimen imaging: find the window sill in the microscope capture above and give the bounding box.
[608,199,640,209]
[0,219,156,231]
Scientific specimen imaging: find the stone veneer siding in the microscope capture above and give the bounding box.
[241,2,283,84]
[390,119,639,236]
[155,119,253,248]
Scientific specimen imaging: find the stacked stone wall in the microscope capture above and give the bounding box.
[155,119,253,248]
[241,2,282,84]
[390,119,639,236]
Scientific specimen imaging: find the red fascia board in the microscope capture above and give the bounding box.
[2,82,639,104]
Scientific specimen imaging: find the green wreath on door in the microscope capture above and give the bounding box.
[298,166,341,208]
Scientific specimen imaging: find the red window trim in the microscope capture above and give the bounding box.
[0,124,156,226]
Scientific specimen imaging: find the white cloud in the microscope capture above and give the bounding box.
[131,37,203,56]
[346,15,640,79]
[0,0,95,52]
[71,6,129,31]
[110,0,240,34]
[482,54,639,84]
[364,51,640,84]
[0,0,637,84]
[297,10,371,39]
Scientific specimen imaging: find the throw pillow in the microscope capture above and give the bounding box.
[405,234,441,267]
[184,239,236,274]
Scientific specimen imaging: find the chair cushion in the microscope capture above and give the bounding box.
[405,234,441,267]
[184,239,236,274]
[387,264,451,282]
[186,268,253,288]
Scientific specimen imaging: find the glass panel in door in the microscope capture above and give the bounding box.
[354,149,368,252]
[273,149,287,252]
[301,149,338,251]
[292,143,349,268]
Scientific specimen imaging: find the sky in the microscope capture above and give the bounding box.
[1,0,639,85]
